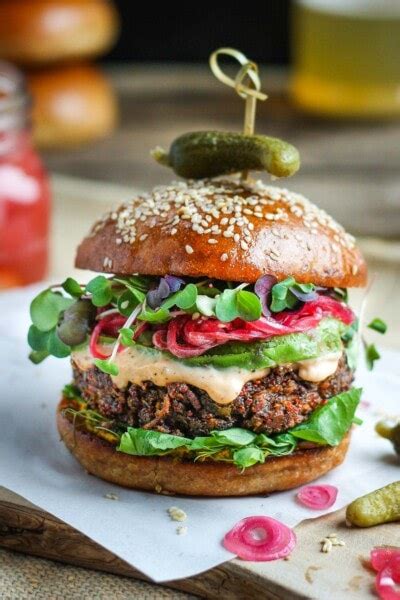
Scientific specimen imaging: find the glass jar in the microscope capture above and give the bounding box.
[290,0,400,118]
[0,62,51,289]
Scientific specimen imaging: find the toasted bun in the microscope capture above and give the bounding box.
[28,64,117,148]
[0,0,119,66]
[76,178,367,287]
[57,401,351,496]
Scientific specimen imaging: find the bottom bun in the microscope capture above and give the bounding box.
[57,400,351,497]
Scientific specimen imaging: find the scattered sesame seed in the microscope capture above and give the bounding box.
[104,493,119,501]
[168,507,187,522]
[352,264,358,275]
[139,234,148,241]
[220,253,228,262]
[240,240,249,250]
[320,535,345,552]
[321,539,333,553]
[208,238,218,244]
[176,526,188,536]
[170,228,177,235]
[234,233,240,243]
[185,245,194,254]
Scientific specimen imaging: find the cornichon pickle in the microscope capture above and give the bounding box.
[152,131,300,179]
[346,481,400,527]
[376,420,400,456]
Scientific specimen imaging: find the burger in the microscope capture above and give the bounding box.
[28,177,367,496]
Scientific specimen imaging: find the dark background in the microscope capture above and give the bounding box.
[107,1,290,63]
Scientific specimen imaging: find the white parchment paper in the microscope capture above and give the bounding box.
[0,286,398,582]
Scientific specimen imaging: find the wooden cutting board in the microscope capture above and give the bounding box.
[1,486,398,600]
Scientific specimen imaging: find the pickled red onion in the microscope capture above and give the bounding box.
[296,485,338,510]
[223,516,296,561]
[152,294,355,358]
[376,555,400,600]
[89,314,126,359]
[371,548,400,573]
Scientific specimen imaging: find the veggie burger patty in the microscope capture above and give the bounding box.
[72,354,353,437]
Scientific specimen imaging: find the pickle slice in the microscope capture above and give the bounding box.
[152,131,300,179]
[346,481,400,527]
[376,420,400,456]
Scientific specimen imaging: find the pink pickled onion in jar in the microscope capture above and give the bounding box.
[0,61,50,288]
[296,485,338,510]
[223,516,296,561]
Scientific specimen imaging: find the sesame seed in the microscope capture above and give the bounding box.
[176,526,188,535]
[208,238,218,244]
[139,234,148,241]
[352,264,358,275]
[240,240,249,250]
[185,245,194,254]
[170,228,177,235]
[104,493,119,500]
[220,253,228,262]
[234,233,240,243]
[168,507,187,522]
[321,539,333,553]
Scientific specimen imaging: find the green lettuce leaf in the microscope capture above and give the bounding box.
[290,388,362,445]
[233,447,265,468]
[119,428,191,455]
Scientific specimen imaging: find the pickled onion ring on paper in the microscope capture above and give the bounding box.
[223,516,296,561]
[375,555,400,600]
[371,548,400,573]
[296,485,338,510]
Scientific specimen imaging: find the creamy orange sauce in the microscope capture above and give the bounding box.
[72,346,270,405]
[72,346,343,405]
[296,351,343,383]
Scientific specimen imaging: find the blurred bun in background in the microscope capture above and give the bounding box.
[0,0,120,148]
[0,0,119,66]
[28,64,118,148]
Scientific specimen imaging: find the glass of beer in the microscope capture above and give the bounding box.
[290,0,400,118]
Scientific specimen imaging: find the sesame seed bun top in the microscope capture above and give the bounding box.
[75,178,367,288]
